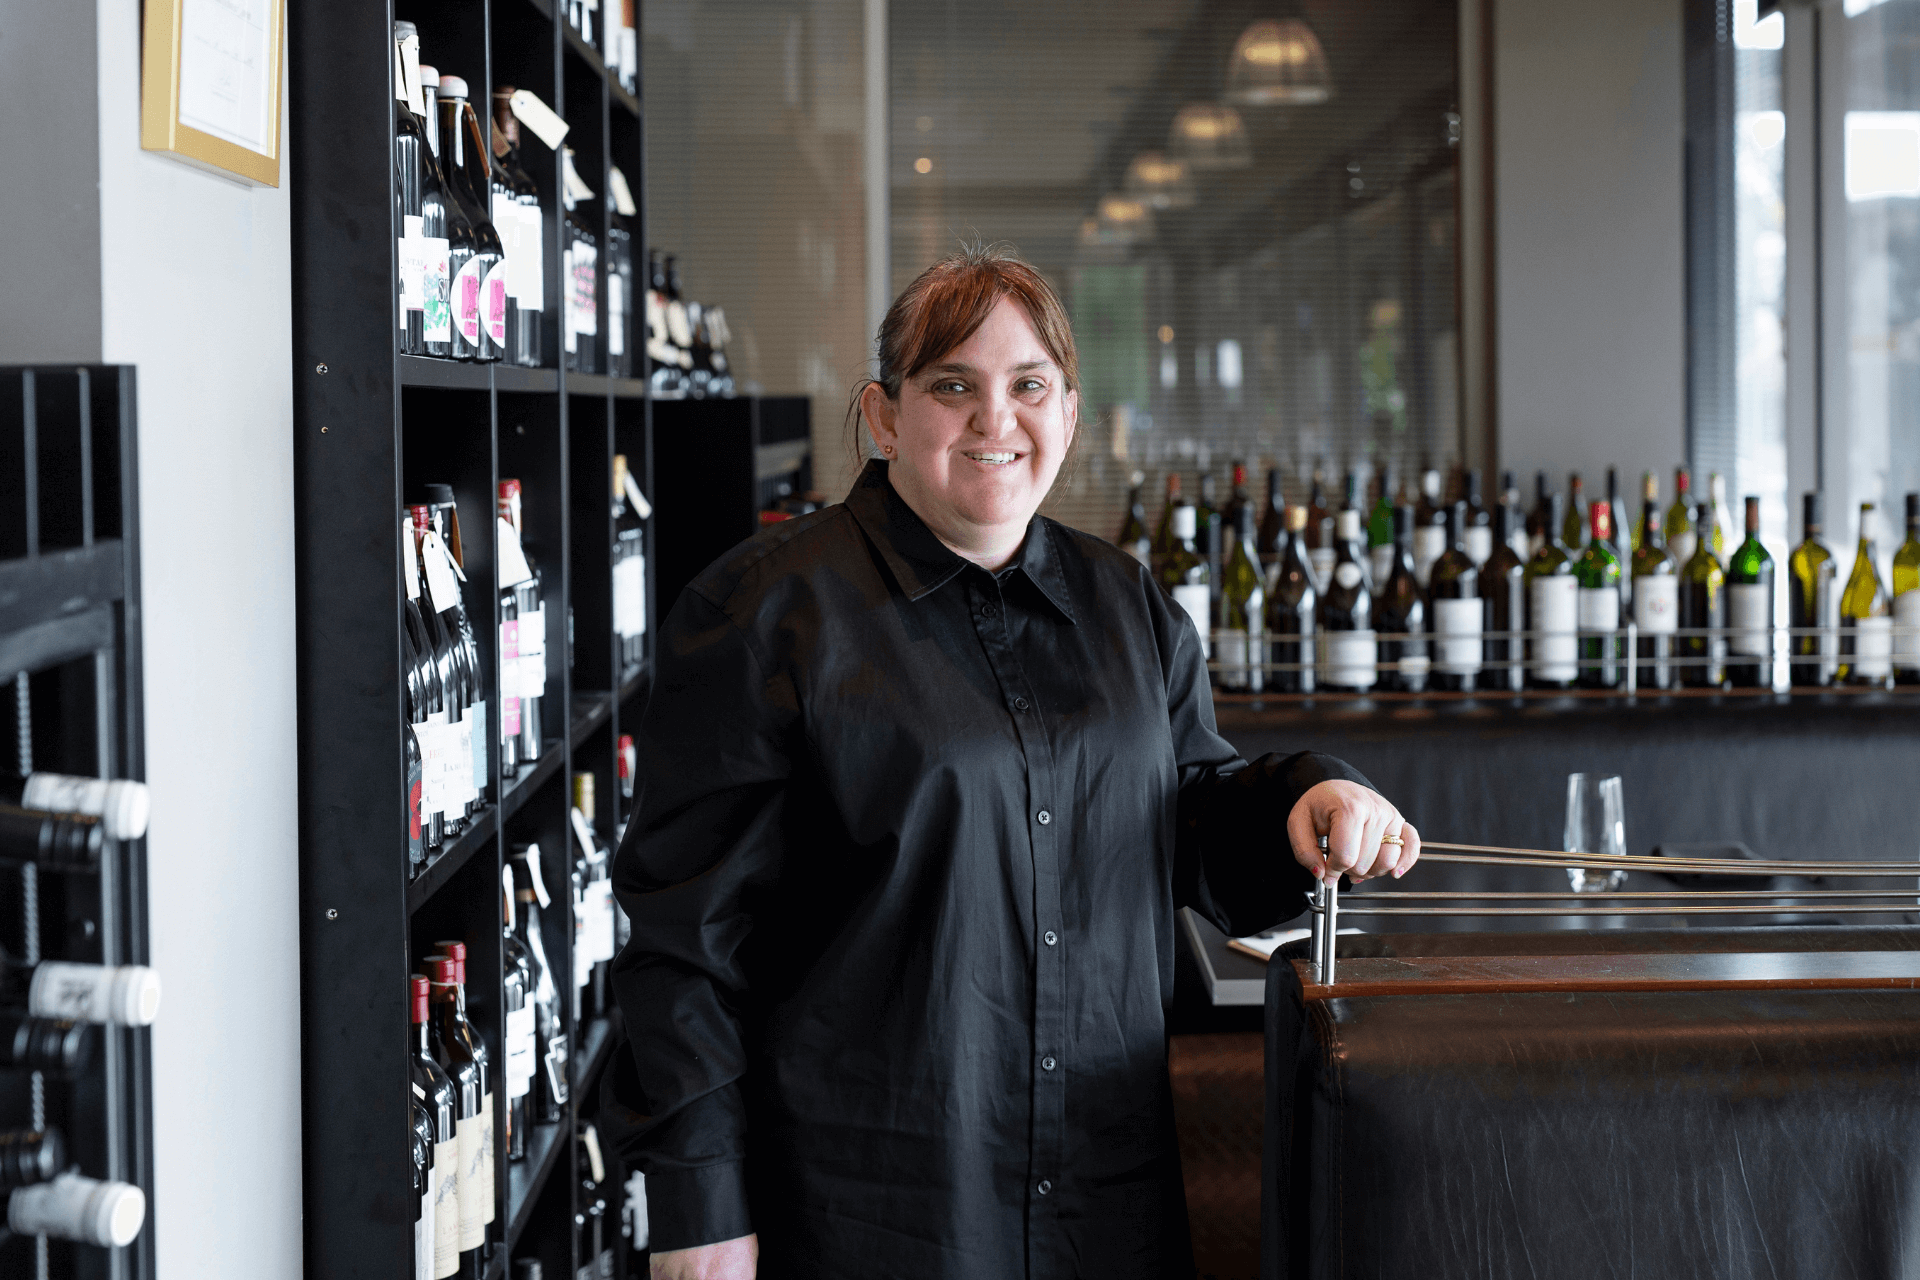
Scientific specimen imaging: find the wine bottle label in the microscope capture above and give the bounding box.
[469,701,488,795]
[499,618,521,696]
[503,696,522,739]
[1465,526,1493,566]
[454,1112,485,1248]
[562,247,578,353]
[571,241,600,336]
[491,192,522,300]
[519,607,548,698]
[1894,590,1920,670]
[415,721,448,818]
[422,238,452,342]
[416,1178,435,1280]
[1367,545,1393,587]
[1309,547,1336,589]
[479,1090,496,1226]
[433,1139,460,1276]
[482,258,511,349]
[590,878,617,961]
[520,202,546,312]
[506,1006,536,1096]
[1214,629,1249,689]
[1322,630,1378,689]
[29,962,161,1026]
[408,750,424,853]
[1577,586,1620,632]
[1529,576,1578,682]
[666,300,693,348]
[1412,527,1446,587]
[1432,597,1484,675]
[1850,616,1893,677]
[1727,583,1772,656]
[614,556,647,637]
[1634,575,1678,633]
[608,273,626,356]
[1171,584,1212,660]
[399,216,428,315]
[1669,530,1698,566]
[454,256,485,344]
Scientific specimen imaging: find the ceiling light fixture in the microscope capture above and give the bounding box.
[1124,151,1195,210]
[1226,17,1332,106]
[1169,103,1251,170]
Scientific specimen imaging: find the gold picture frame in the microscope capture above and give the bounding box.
[140,0,285,186]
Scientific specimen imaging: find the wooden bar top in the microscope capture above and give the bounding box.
[1294,949,1920,1000]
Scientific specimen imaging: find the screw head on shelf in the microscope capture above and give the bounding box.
[325,908,338,920]
[316,363,328,374]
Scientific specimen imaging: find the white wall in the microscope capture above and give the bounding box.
[95,4,303,1277]
[1495,0,1685,499]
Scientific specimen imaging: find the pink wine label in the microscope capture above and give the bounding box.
[454,257,484,344]
[482,259,510,348]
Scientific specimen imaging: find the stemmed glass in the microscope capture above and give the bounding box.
[1565,773,1626,893]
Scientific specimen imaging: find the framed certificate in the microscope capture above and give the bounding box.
[140,0,284,186]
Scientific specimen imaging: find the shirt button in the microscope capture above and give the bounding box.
[981,603,999,618]
[1044,930,1058,946]
[1037,810,1051,826]
[1042,1056,1056,1071]
[1037,1180,1052,1196]
[1012,696,1030,711]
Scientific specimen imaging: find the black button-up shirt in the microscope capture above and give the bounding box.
[606,460,1368,1278]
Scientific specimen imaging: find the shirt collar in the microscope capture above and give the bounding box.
[845,460,1077,624]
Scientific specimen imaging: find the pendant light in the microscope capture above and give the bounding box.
[1124,151,1195,210]
[1226,17,1332,106]
[1168,103,1252,170]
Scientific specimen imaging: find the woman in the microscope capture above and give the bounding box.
[608,246,1419,1280]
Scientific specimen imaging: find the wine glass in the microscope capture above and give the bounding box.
[1565,773,1626,893]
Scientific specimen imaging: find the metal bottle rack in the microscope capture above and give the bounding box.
[0,366,154,1280]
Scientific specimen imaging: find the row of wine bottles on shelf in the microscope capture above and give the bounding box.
[390,23,639,375]
[498,1114,645,1280]
[0,773,150,873]
[410,818,631,1279]
[645,251,735,400]
[1127,463,1920,692]
[563,0,638,94]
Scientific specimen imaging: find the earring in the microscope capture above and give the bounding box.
[883,445,894,456]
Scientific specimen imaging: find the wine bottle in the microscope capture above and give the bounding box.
[645,251,686,397]
[1429,501,1482,692]
[427,949,495,1254]
[1498,471,1528,560]
[402,525,441,859]
[1463,470,1493,567]
[1412,470,1447,588]
[1523,493,1577,689]
[1149,473,1181,566]
[1375,506,1428,693]
[1480,503,1527,692]
[1630,472,1679,691]
[1708,473,1736,564]
[422,71,481,363]
[499,480,545,766]
[1197,473,1224,609]
[561,147,601,373]
[618,733,636,802]
[412,1092,437,1280]
[1573,501,1623,689]
[1893,494,1920,684]
[6,1171,145,1247]
[409,973,461,1278]
[0,775,148,842]
[571,774,617,1018]
[1561,473,1589,551]
[1305,470,1334,588]
[490,88,545,368]
[0,1126,64,1189]
[495,492,522,780]
[1255,467,1286,563]
[394,26,453,358]
[410,505,476,828]
[1840,502,1893,686]
[1214,504,1265,692]
[612,454,647,674]
[437,77,508,362]
[1116,471,1150,565]
[510,845,569,1120]
[0,1011,90,1078]
[577,1122,614,1280]
[1725,495,1775,688]
[502,868,535,1164]
[0,806,101,872]
[1157,499,1211,658]
[1264,506,1316,694]
[1603,468,1621,553]
[1525,471,1552,559]
[430,489,492,808]
[1789,492,1837,687]
[1365,464,1396,587]
[1679,502,1728,689]
[1221,461,1252,562]
[1,953,160,1026]
[1667,468,1697,565]
[607,179,636,380]
[1319,509,1376,693]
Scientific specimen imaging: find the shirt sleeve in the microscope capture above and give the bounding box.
[1152,582,1376,939]
[602,587,796,1251]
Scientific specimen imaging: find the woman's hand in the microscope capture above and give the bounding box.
[651,1233,758,1280]
[1286,780,1420,885]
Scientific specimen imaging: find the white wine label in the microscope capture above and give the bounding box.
[499,619,521,698]
[1851,615,1893,677]
[1727,582,1772,656]
[421,531,460,613]
[571,241,599,336]
[432,1140,460,1277]
[1634,574,1678,633]
[1412,527,1447,587]
[562,248,578,353]
[417,1180,435,1280]
[590,877,618,961]
[608,272,626,356]
[469,699,489,795]
[518,202,546,312]
[492,193,523,299]
[1171,584,1212,659]
[423,238,452,342]
[496,517,535,589]
[1368,545,1393,587]
[1895,590,1920,670]
[624,471,653,520]
[609,165,638,216]
[482,258,510,348]
[666,300,693,349]
[413,724,440,818]
[1214,629,1249,689]
[1669,530,1698,566]
[454,1113,485,1249]
[479,1091,497,1226]
[1577,585,1620,631]
[399,216,427,314]
[453,256,484,344]
[403,519,423,601]
[1309,547,1336,590]
[1529,576,1578,682]
[506,1005,537,1095]
[1323,630,1378,689]
[1333,561,1361,590]
[509,89,570,149]
[1432,597,1483,675]
[1465,526,1493,566]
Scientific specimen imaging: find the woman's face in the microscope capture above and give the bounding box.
[863,297,1078,567]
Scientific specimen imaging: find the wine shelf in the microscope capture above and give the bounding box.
[506,1112,568,1250]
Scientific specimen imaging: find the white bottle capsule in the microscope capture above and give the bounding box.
[7,1172,146,1247]
[19,774,150,842]
[28,963,162,1027]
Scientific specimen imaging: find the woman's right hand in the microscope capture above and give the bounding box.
[651,1233,758,1280]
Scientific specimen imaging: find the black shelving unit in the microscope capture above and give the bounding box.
[289,3,653,1275]
[0,367,154,1280]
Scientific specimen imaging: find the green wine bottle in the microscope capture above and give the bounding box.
[1149,472,1181,566]
[1366,464,1396,555]
[1266,505,1316,693]
[1524,493,1577,689]
[1666,468,1697,566]
[1561,472,1589,552]
[1893,494,1920,684]
[1159,497,1211,662]
[1480,504,1527,692]
[1215,504,1265,692]
[1725,495,1775,688]
[1429,501,1482,692]
[1116,470,1150,566]
[1376,506,1428,693]
[1840,502,1892,686]
[1573,500,1623,688]
[1678,500,1727,689]
[1788,492,1837,687]
[1630,472,1678,691]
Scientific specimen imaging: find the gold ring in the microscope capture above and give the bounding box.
[1380,834,1404,847]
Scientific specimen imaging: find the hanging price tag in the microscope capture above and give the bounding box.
[509,89,570,150]
[623,471,652,520]
[608,166,638,217]
[421,530,460,612]
[503,865,518,931]
[570,805,599,861]
[522,843,553,908]
[562,149,596,202]
[402,518,422,601]
[497,517,534,588]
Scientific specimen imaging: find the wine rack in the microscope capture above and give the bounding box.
[0,367,154,1280]
[290,2,654,1274]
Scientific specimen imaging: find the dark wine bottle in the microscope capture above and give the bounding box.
[410,974,461,1279]
[412,1092,437,1280]
[0,774,148,841]
[502,869,535,1164]
[1221,461,1252,563]
[1525,470,1552,559]
[1375,506,1428,693]
[392,24,433,356]
[424,487,491,809]
[1523,493,1577,690]
[612,454,647,675]
[571,774,616,1018]
[1479,503,1527,692]
[402,516,449,853]
[1116,471,1150,565]
[490,88,545,368]
[1319,509,1376,693]
[0,805,101,873]
[427,948,495,1254]
[1630,472,1678,691]
[607,182,636,379]
[0,952,161,1026]
[1149,473,1181,568]
[1429,502,1482,692]
[561,147,601,373]
[1893,493,1920,683]
[1255,467,1285,562]
[1462,470,1492,567]
[409,506,474,832]
[1306,469,1334,588]
[1265,506,1316,694]
[510,845,569,1121]
[436,77,506,363]
[1725,495,1775,688]
[0,1010,91,1078]
[426,77,483,363]
[1411,469,1446,588]
[1788,492,1837,687]
[1573,501,1623,688]
[1197,473,1223,610]
[499,479,544,767]
[1679,501,1728,689]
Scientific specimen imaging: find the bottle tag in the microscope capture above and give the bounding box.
[403,519,423,601]
[623,471,653,520]
[522,844,553,908]
[399,31,427,117]
[414,1081,427,1100]
[608,166,638,217]
[1634,575,1678,633]
[508,89,570,149]
[503,865,519,930]
[583,1123,607,1183]
[562,149,597,202]
[1726,583,1771,656]
[421,531,460,612]
[519,202,545,313]
[423,238,452,342]
[497,517,535,589]
[570,806,599,862]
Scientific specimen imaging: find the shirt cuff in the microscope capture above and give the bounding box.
[644,1160,754,1253]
